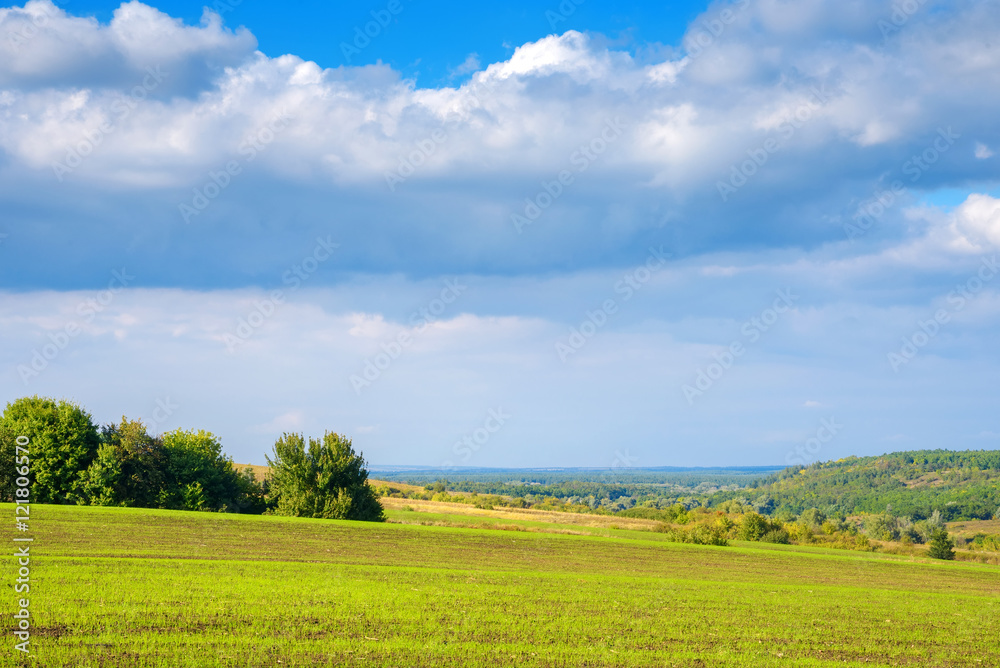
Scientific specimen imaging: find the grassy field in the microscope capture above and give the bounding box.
[3,503,999,667]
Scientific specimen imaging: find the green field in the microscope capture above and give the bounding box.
[3,504,1000,667]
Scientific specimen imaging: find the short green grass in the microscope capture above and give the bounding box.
[3,503,999,667]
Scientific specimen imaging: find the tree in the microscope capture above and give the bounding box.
[266,431,384,521]
[928,528,956,560]
[738,512,776,541]
[800,507,826,528]
[74,419,166,507]
[0,396,101,503]
[863,512,901,541]
[159,429,264,512]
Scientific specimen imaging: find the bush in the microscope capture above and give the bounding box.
[267,431,384,522]
[761,529,791,544]
[737,512,782,542]
[689,524,729,546]
[971,533,1000,551]
[853,535,875,551]
[715,515,735,534]
[821,518,847,535]
[653,522,728,546]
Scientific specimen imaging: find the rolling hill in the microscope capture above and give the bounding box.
[712,449,1000,520]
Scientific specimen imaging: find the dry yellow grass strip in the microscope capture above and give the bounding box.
[380,496,662,531]
[234,463,271,480]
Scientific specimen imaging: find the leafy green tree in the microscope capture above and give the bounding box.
[0,396,101,503]
[752,494,775,514]
[267,431,384,521]
[928,529,956,560]
[800,508,826,528]
[737,512,774,541]
[74,419,166,507]
[863,512,901,541]
[716,498,750,514]
[159,429,263,512]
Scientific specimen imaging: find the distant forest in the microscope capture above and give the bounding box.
[384,451,1000,522]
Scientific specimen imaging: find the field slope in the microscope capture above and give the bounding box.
[3,503,999,667]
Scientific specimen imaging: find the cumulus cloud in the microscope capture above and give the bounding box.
[0,0,999,285]
[951,194,1000,250]
[0,0,256,95]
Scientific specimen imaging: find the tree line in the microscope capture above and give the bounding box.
[0,396,383,521]
[707,449,1000,521]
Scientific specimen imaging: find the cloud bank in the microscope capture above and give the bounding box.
[1,0,999,465]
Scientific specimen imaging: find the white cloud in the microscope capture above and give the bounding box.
[252,410,305,434]
[0,1,998,294]
[0,0,256,93]
[1,0,997,216]
[449,53,481,78]
[975,142,994,159]
[950,194,1000,250]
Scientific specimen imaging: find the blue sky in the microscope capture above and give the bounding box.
[1,0,999,468]
[60,0,707,85]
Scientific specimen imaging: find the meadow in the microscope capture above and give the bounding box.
[3,502,999,667]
